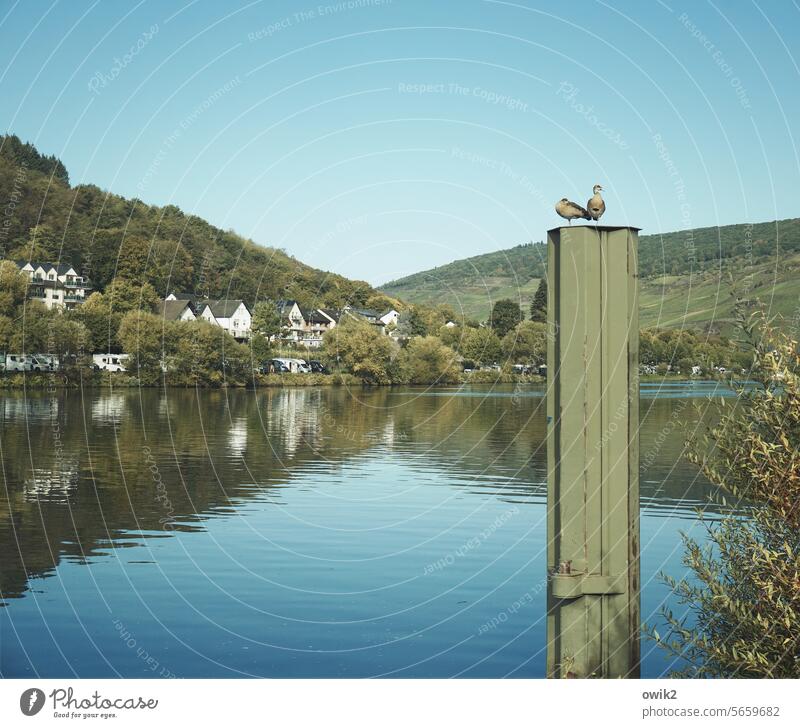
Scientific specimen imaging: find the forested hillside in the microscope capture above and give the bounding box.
[0,134,386,310]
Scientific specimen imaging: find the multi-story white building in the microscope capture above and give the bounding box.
[276,299,307,343]
[164,293,252,341]
[299,308,338,348]
[276,300,338,348]
[15,261,90,310]
[196,299,252,340]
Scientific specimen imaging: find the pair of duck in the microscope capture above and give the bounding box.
[555,185,605,224]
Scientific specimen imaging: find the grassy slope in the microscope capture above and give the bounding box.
[381,242,546,320]
[639,252,800,333]
[381,220,800,330]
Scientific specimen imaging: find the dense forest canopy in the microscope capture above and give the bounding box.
[0,133,69,184]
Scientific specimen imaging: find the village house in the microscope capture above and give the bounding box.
[379,309,400,327]
[15,260,91,310]
[164,293,251,340]
[276,299,307,345]
[196,299,252,340]
[300,308,338,348]
[276,300,306,343]
[155,298,197,322]
[344,306,379,324]
[343,306,386,334]
[276,300,338,348]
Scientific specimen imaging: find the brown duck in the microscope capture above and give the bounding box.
[555,198,591,224]
[586,184,605,221]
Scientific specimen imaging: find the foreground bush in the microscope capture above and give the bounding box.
[650,313,800,677]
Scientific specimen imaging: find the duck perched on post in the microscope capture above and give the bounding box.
[587,184,605,221]
[555,198,591,225]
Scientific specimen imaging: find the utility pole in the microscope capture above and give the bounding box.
[546,225,640,678]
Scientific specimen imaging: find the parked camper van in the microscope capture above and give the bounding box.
[3,354,59,372]
[291,359,311,373]
[4,354,26,372]
[268,358,291,373]
[92,353,129,372]
[270,358,310,373]
[32,354,58,371]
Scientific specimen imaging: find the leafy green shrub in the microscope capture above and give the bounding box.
[650,313,800,677]
[501,320,547,364]
[398,335,461,384]
[252,372,358,387]
[322,317,398,384]
[458,327,502,366]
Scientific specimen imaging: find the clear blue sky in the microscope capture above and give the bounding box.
[1,0,798,285]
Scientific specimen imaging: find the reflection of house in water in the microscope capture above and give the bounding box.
[157,394,174,419]
[227,416,248,458]
[91,394,127,424]
[24,460,79,503]
[266,389,323,457]
[376,417,397,446]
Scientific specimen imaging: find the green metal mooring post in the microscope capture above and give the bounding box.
[546,225,640,679]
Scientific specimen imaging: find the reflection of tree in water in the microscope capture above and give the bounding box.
[385,388,548,505]
[0,386,723,604]
[638,395,725,513]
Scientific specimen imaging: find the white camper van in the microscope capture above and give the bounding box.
[92,353,129,372]
[286,358,311,373]
[3,354,28,372]
[271,357,310,373]
[33,354,58,371]
[4,354,59,372]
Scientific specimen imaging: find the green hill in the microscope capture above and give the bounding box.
[0,134,387,310]
[381,220,800,331]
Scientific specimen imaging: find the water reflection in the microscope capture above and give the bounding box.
[0,384,725,677]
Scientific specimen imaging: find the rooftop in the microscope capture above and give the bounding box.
[16,260,81,275]
[197,299,248,318]
[155,299,195,321]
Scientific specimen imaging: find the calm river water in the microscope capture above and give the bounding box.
[0,382,731,678]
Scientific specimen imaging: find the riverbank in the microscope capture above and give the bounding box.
[1,370,732,389]
[0,370,548,389]
[0,371,357,389]
[639,373,735,383]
